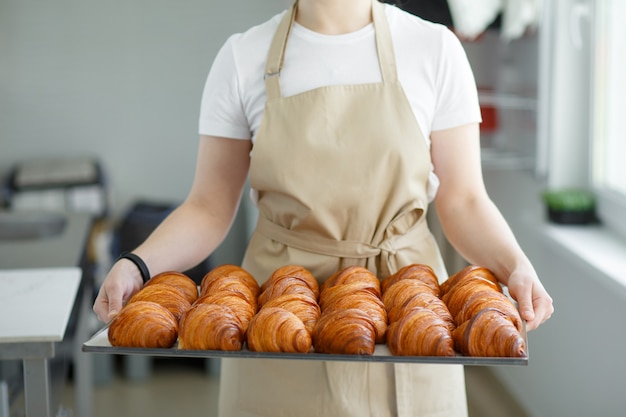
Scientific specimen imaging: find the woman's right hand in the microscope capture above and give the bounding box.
[93,259,145,322]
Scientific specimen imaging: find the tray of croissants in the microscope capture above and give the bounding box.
[83,263,528,365]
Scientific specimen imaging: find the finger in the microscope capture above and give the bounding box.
[105,286,125,321]
[515,290,536,323]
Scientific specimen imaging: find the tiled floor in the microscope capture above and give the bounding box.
[55,357,530,417]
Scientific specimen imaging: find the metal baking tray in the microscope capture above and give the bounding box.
[83,325,528,366]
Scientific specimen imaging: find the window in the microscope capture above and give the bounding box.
[592,0,626,238]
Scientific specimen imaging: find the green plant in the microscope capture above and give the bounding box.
[542,189,596,212]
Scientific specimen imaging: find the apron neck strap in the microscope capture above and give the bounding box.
[264,0,398,100]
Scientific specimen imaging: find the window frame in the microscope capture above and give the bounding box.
[591,0,626,239]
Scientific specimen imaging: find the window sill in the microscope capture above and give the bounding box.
[538,220,626,301]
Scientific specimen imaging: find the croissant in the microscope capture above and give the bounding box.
[321,266,381,298]
[178,303,244,351]
[145,271,199,304]
[194,293,256,332]
[128,283,191,321]
[386,308,456,356]
[246,307,312,353]
[258,275,317,307]
[381,264,440,296]
[200,264,260,299]
[263,265,320,300]
[382,279,440,310]
[440,265,502,296]
[452,308,527,357]
[319,291,387,343]
[313,308,377,355]
[385,290,455,333]
[262,293,321,335]
[318,282,381,312]
[108,301,178,348]
[200,276,258,310]
[451,289,523,332]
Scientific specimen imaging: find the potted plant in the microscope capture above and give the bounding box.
[542,188,598,225]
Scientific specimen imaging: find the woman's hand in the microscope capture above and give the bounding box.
[93,259,144,322]
[506,268,554,331]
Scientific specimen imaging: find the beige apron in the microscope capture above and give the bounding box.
[218,1,467,416]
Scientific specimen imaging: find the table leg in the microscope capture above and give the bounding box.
[0,380,9,417]
[23,358,50,417]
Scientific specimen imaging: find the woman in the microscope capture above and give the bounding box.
[94,0,554,415]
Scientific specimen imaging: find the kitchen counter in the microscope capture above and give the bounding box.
[0,268,81,417]
[0,210,94,417]
[0,211,92,268]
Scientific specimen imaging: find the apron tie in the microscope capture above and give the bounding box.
[256,215,429,278]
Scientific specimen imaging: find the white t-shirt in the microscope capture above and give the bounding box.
[199,4,482,201]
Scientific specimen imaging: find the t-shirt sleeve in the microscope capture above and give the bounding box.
[431,28,482,131]
[198,35,251,139]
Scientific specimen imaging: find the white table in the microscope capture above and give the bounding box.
[0,267,81,417]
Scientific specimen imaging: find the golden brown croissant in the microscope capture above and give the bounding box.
[313,308,377,355]
[202,277,258,310]
[452,308,527,357]
[382,279,440,310]
[451,289,523,332]
[318,282,381,312]
[178,303,244,351]
[200,264,260,299]
[442,265,526,357]
[386,308,456,356]
[440,265,502,296]
[319,291,387,343]
[263,265,320,300]
[194,293,256,333]
[321,266,381,298]
[381,264,440,296]
[108,301,178,348]
[385,290,455,333]
[246,307,312,353]
[262,293,321,336]
[258,275,317,307]
[145,271,199,304]
[128,283,192,321]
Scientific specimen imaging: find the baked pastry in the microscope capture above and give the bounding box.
[108,301,178,348]
[384,286,455,332]
[440,265,501,296]
[128,283,192,321]
[263,265,320,300]
[381,267,455,356]
[452,308,527,357]
[316,266,388,346]
[321,266,381,298]
[200,264,260,299]
[262,293,321,335]
[178,303,245,351]
[449,289,523,332]
[201,276,259,311]
[194,293,256,333]
[145,271,199,305]
[381,264,440,296]
[258,275,317,307]
[386,308,456,356]
[246,307,312,353]
[318,281,381,312]
[313,308,377,355]
[442,265,526,357]
[319,287,387,343]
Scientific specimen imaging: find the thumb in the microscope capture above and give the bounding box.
[515,289,535,322]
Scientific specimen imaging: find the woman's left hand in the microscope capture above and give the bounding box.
[506,270,554,331]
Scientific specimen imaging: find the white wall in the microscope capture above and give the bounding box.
[0,0,288,218]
